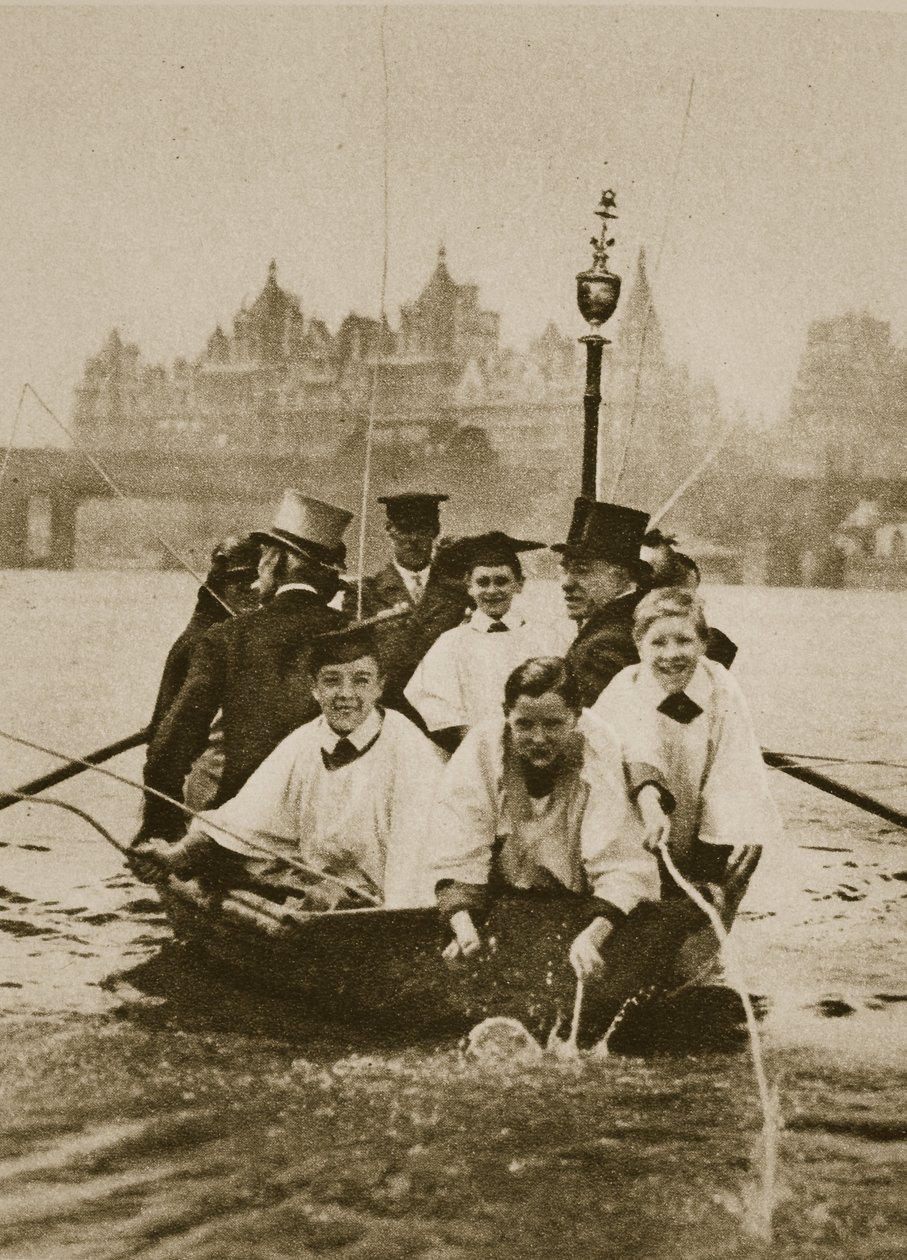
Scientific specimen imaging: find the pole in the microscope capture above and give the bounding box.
[763,751,907,831]
[581,334,605,498]
[576,188,621,498]
[0,727,149,813]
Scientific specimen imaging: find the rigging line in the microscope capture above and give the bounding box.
[0,725,379,905]
[0,384,29,505]
[22,383,233,617]
[611,76,697,498]
[649,419,739,528]
[355,3,391,620]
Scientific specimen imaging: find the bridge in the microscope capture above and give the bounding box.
[0,446,324,568]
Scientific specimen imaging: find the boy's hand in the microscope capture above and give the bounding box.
[442,909,482,961]
[636,784,671,853]
[569,916,614,980]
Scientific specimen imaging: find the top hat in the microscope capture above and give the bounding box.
[251,490,353,569]
[377,492,448,533]
[552,497,650,568]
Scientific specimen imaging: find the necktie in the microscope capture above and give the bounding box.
[321,727,382,771]
[410,572,425,603]
[657,692,703,725]
[487,620,509,632]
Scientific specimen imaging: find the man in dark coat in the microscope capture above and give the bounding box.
[138,491,353,840]
[357,492,449,616]
[147,535,261,740]
[554,497,651,709]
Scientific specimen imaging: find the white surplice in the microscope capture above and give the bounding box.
[193,708,444,907]
[430,710,661,915]
[591,658,782,862]
[404,608,565,733]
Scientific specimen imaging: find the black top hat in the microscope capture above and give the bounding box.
[552,497,650,568]
[377,492,448,532]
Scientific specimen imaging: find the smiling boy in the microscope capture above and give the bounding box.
[403,532,564,754]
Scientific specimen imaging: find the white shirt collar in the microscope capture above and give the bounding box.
[275,581,320,597]
[468,608,525,633]
[319,706,383,753]
[393,561,431,597]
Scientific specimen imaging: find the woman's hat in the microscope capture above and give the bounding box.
[251,490,353,569]
[552,497,650,568]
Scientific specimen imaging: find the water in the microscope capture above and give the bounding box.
[1,572,906,1260]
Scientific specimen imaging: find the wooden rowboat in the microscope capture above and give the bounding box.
[155,873,753,1052]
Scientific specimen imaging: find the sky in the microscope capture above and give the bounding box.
[0,3,904,446]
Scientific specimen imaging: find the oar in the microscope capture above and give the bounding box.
[0,727,149,814]
[763,750,907,830]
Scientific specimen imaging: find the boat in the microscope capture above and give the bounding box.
[154,869,752,1052]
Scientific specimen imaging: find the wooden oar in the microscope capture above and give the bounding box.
[0,727,149,813]
[763,751,907,830]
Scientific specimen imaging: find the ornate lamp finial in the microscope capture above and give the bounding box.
[576,189,621,331]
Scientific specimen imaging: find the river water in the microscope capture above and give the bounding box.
[0,571,905,1260]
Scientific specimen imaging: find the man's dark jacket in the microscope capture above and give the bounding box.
[147,588,230,740]
[141,589,347,839]
[359,562,417,617]
[565,590,643,709]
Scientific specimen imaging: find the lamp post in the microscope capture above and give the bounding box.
[576,189,621,499]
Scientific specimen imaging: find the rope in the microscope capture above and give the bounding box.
[22,383,233,616]
[649,420,739,528]
[611,77,696,497]
[0,725,379,905]
[0,384,28,504]
[355,4,391,619]
[0,789,124,852]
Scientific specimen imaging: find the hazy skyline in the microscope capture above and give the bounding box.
[1,4,904,446]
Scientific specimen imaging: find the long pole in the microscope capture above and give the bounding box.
[0,727,149,813]
[763,751,907,830]
[581,334,605,498]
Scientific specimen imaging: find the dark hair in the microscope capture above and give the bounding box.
[503,657,582,715]
[272,548,342,599]
[310,635,383,679]
[652,551,700,588]
[642,529,677,548]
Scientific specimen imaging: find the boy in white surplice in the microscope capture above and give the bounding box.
[151,625,443,908]
[404,533,567,755]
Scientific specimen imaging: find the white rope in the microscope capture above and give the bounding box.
[0,725,380,904]
[649,420,738,528]
[23,383,233,615]
[611,77,696,497]
[355,4,391,619]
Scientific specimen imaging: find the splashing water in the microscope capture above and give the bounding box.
[657,842,782,1244]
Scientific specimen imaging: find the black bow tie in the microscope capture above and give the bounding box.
[487,621,509,633]
[321,726,382,772]
[657,692,703,725]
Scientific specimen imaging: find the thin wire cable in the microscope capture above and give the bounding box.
[649,420,739,528]
[611,76,696,496]
[355,3,391,619]
[0,384,29,504]
[0,725,379,904]
[23,383,233,616]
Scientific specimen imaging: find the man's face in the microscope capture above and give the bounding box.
[388,523,436,572]
[638,614,704,693]
[559,558,630,622]
[255,546,284,603]
[507,692,578,770]
[312,654,384,736]
[466,564,522,619]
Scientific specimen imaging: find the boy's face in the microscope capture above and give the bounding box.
[312,654,384,735]
[467,563,522,619]
[638,614,704,693]
[507,692,578,770]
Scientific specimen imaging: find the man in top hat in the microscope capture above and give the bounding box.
[147,534,261,741]
[359,492,449,616]
[138,490,352,841]
[555,497,652,709]
[138,622,443,909]
[403,532,566,753]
